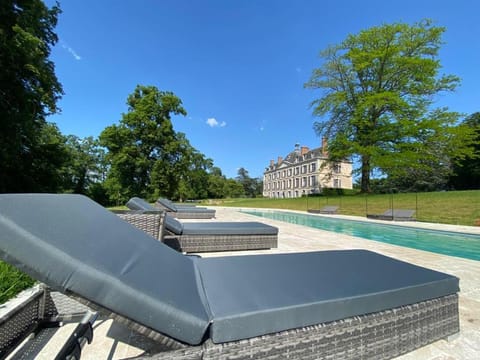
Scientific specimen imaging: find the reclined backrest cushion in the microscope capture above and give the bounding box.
[126,197,157,211]
[156,198,178,212]
[0,194,210,345]
[164,214,184,234]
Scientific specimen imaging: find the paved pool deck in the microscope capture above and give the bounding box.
[68,208,480,359]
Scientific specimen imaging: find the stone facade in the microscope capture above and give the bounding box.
[263,142,353,198]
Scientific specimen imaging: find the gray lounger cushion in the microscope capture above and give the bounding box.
[181,221,278,235]
[128,197,214,216]
[126,197,158,212]
[157,198,215,215]
[156,197,178,211]
[165,215,184,234]
[198,250,458,342]
[0,194,459,345]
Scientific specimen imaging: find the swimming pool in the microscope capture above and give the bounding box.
[242,210,480,261]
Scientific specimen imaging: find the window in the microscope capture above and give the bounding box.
[311,175,316,186]
[310,163,316,172]
[288,169,292,176]
[333,163,341,174]
[295,178,299,188]
[302,165,307,174]
[302,177,307,187]
[333,179,341,188]
[295,167,299,175]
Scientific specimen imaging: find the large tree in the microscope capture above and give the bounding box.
[236,167,262,197]
[305,20,474,192]
[0,0,64,192]
[449,112,480,189]
[99,85,187,204]
[63,135,106,194]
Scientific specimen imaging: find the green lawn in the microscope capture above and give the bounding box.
[207,190,480,226]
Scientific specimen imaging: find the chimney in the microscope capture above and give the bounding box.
[277,156,283,165]
[301,146,309,156]
[322,137,328,155]
[270,159,274,167]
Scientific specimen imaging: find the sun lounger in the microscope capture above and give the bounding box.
[0,283,97,359]
[307,205,339,214]
[367,209,416,221]
[0,194,459,359]
[125,197,278,252]
[155,197,215,219]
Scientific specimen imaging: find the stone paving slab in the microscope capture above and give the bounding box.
[74,207,480,359]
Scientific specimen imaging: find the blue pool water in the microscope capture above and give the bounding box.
[242,210,480,261]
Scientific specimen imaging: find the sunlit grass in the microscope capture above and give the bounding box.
[208,190,480,226]
[0,261,35,304]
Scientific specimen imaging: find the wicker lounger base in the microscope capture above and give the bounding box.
[0,285,94,359]
[163,234,278,253]
[0,287,458,359]
[138,294,459,360]
[116,212,277,253]
[115,212,164,240]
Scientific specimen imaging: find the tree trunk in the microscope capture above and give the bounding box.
[361,155,371,193]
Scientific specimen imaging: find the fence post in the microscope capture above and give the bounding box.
[365,194,368,216]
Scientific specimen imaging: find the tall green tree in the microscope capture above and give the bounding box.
[0,0,63,192]
[30,122,70,192]
[236,167,262,197]
[63,136,106,194]
[449,112,480,189]
[305,20,474,192]
[223,178,246,198]
[99,85,187,204]
[157,132,214,201]
[207,167,229,199]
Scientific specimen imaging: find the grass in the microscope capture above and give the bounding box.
[0,261,35,304]
[207,190,480,226]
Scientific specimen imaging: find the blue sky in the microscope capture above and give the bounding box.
[45,0,480,179]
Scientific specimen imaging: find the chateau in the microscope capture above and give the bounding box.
[263,140,353,198]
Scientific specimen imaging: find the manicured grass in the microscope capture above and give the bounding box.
[208,190,480,226]
[0,261,35,304]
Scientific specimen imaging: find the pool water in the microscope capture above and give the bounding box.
[242,210,480,261]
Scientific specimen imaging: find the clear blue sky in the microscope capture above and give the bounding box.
[45,0,480,179]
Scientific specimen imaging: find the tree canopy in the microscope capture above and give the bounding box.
[449,112,480,190]
[98,85,249,204]
[99,85,188,203]
[305,19,475,192]
[236,167,263,197]
[0,0,64,192]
